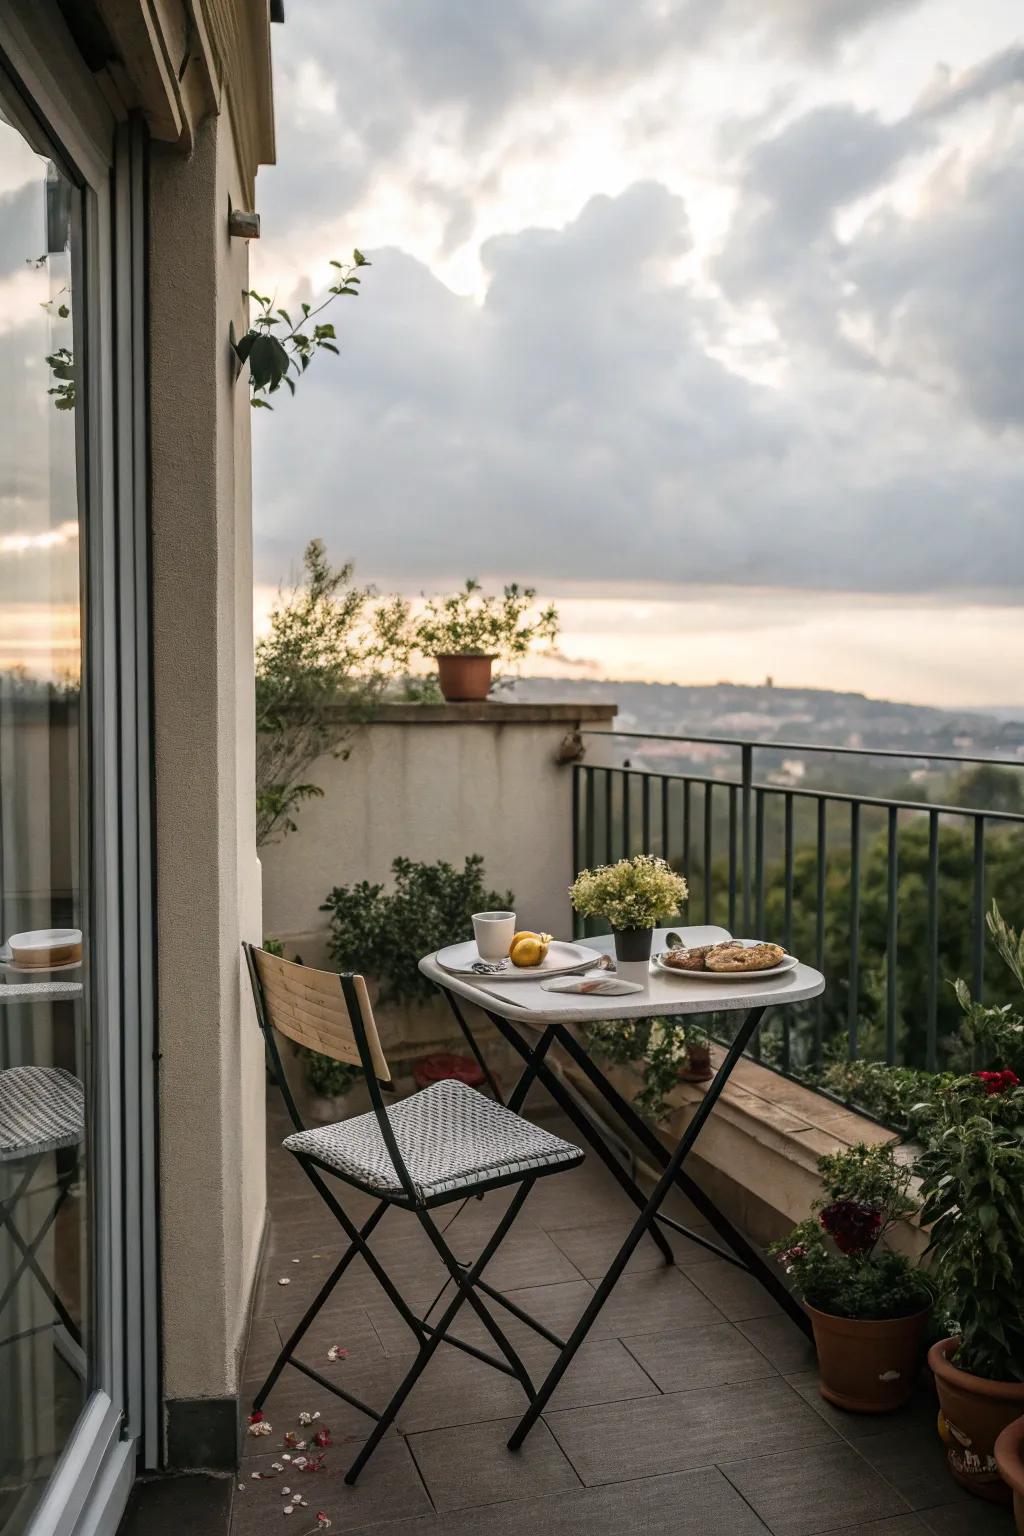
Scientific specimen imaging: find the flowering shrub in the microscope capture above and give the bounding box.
[570,855,688,931]
[771,1142,931,1321]
[973,1068,1020,1095]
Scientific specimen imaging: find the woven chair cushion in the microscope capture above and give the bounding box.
[0,1066,85,1163]
[283,1078,582,1202]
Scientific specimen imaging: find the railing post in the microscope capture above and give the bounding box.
[926,811,940,1072]
[572,765,583,939]
[741,743,753,935]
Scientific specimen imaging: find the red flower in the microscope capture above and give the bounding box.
[247,1411,264,1425]
[973,1069,1020,1096]
[819,1199,883,1255]
[312,1428,332,1448]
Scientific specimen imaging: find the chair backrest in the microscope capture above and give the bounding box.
[247,947,392,1089]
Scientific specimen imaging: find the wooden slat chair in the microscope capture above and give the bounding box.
[244,944,584,1484]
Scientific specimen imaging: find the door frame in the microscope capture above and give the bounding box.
[0,4,158,1532]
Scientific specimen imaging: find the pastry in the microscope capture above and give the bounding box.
[661,945,711,971]
[705,941,785,973]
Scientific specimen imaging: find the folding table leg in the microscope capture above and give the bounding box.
[478,1007,676,1267]
[440,991,505,1103]
[548,1018,810,1332]
[507,1006,770,1450]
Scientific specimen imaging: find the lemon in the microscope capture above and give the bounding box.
[509,933,553,967]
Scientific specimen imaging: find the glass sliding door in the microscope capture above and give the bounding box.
[0,8,156,1531]
[0,80,91,1535]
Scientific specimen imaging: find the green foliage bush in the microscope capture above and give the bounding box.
[758,818,1024,1071]
[820,1061,952,1131]
[321,854,514,1008]
[255,541,412,845]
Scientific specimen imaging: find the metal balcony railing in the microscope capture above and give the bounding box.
[572,732,1024,1081]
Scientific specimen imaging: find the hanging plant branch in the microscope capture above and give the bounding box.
[45,345,75,410]
[235,250,370,409]
[42,291,74,411]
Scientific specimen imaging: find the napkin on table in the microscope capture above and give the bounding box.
[540,975,645,996]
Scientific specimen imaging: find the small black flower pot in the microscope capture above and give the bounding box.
[613,926,654,963]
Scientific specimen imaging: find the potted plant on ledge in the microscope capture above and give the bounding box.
[570,854,688,963]
[414,579,559,702]
[771,1142,932,1414]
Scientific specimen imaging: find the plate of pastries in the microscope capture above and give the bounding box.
[654,937,797,981]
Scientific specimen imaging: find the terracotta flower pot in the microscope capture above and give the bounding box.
[435,654,495,702]
[929,1337,1024,1504]
[807,1302,929,1413]
[995,1414,1024,1533]
[678,1041,713,1083]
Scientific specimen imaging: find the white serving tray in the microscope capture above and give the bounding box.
[436,938,603,981]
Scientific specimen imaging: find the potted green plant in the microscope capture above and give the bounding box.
[916,1069,1024,1503]
[677,1019,713,1083]
[912,904,1024,1504]
[770,1142,932,1413]
[569,854,688,962]
[414,580,559,702]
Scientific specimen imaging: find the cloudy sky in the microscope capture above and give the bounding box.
[252,1,1024,706]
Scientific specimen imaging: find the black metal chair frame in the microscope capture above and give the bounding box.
[244,944,585,1485]
[0,1151,83,1354]
[439,989,813,1450]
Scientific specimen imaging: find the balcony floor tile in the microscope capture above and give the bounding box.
[229,1101,1014,1536]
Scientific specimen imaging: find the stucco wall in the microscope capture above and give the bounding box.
[260,703,616,964]
[149,109,264,1432]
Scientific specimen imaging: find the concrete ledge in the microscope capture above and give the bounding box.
[321,700,618,725]
[561,1043,926,1257]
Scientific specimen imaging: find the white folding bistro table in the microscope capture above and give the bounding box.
[420,924,826,1451]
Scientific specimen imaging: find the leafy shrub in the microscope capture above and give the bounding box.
[304,1051,361,1099]
[952,901,1024,1074]
[820,1061,952,1132]
[255,541,412,845]
[771,1142,931,1321]
[321,854,514,1007]
[915,1071,1024,1380]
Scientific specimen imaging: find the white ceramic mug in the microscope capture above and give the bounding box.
[472,910,516,962]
